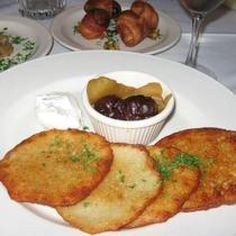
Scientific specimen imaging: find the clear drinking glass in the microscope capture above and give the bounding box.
[18,0,67,20]
[179,0,225,78]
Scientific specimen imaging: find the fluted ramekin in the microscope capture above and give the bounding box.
[82,71,175,144]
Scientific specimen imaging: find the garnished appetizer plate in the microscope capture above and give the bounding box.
[0,51,235,236]
[51,4,181,54]
[0,15,53,72]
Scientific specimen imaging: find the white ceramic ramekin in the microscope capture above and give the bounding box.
[82,71,175,144]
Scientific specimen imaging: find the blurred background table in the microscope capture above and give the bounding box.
[1,0,236,94]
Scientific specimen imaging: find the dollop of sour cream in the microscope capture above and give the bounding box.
[35,92,86,130]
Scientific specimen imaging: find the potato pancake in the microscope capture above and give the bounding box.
[127,146,200,228]
[156,128,236,211]
[0,129,113,206]
[57,143,162,234]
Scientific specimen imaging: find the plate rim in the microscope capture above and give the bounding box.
[0,50,236,236]
[1,49,235,98]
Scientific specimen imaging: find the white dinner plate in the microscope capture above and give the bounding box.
[51,3,181,54]
[0,51,235,236]
[0,15,53,72]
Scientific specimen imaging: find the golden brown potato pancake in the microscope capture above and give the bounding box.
[156,128,236,211]
[126,146,200,228]
[57,143,162,234]
[0,129,113,206]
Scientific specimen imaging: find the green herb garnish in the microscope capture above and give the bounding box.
[128,183,136,189]
[0,28,36,72]
[50,135,62,147]
[157,163,172,179]
[71,154,80,162]
[156,152,201,179]
[81,144,99,162]
[173,152,201,168]
[71,143,100,175]
[83,126,90,131]
[103,19,119,50]
[118,170,125,183]
[147,29,162,40]
[83,202,90,208]
[73,24,79,34]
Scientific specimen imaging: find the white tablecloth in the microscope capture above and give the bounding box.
[1,0,236,94]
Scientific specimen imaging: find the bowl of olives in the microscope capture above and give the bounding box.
[82,71,175,144]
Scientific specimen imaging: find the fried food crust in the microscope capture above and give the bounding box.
[79,9,110,39]
[131,0,159,30]
[126,146,200,228]
[0,129,113,206]
[156,127,236,211]
[57,143,162,234]
[116,10,148,47]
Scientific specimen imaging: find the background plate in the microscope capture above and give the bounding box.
[51,3,181,54]
[0,51,235,236]
[0,15,53,71]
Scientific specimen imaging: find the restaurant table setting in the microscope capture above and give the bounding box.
[0,0,236,92]
[1,0,236,92]
[0,0,236,236]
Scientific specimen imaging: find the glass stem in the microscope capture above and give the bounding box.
[185,13,205,67]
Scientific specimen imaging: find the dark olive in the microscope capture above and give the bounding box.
[94,95,124,119]
[94,94,158,121]
[122,95,158,120]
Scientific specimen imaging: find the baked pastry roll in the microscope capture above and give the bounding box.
[116,10,148,47]
[79,9,110,39]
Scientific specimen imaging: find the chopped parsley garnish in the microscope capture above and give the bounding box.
[11,36,25,44]
[103,19,119,50]
[83,202,90,208]
[155,151,201,179]
[73,24,79,34]
[173,152,201,167]
[0,28,35,72]
[71,154,80,162]
[128,183,136,189]
[50,135,62,147]
[66,143,72,150]
[83,126,90,131]
[118,170,125,183]
[157,163,172,179]
[70,143,100,175]
[48,138,100,173]
[147,29,161,40]
[81,144,99,163]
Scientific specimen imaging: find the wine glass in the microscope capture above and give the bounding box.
[180,0,225,78]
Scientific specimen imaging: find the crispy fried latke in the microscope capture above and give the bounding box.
[156,128,236,211]
[126,146,200,228]
[0,129,113,207]
[57,143,162,234]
